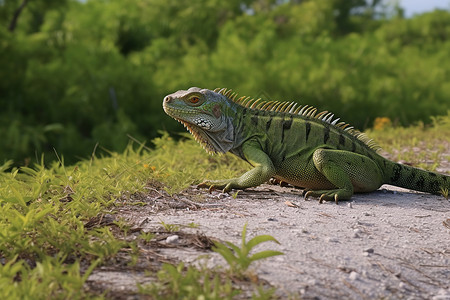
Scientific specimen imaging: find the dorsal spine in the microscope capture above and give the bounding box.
[214,87,381,153]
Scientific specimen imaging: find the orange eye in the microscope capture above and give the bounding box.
[189,96,200,104]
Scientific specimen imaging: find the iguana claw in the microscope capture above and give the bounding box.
[303,190,312,200]
[198,181,232,193]
[304,190,339,204]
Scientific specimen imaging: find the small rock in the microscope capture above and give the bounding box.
[326,237,339,243]
[347,202,353,208]
[275,256,285,262]
[308,279,318,286]
[353,229,362,238]
[217,193,229,199]
[166,235,179,244]
[267,217,277,221]
[432,288,450,300]
[349,271,359,281]
[364,248,374,254]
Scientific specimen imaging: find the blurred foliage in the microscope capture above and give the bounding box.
[0,0,449,165]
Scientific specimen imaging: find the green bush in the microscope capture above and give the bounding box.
[0,0,449,165]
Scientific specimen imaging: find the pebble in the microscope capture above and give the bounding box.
[347,202,353,208]
[349,271,359,281]
[275,256,285,262]
[308,279,318,286]
[363,248,374,256]
[217,193,229,199]
[432,288,450,300]
[166,235,179,244]
[353,229,362,238]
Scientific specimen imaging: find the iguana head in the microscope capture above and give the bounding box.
[163,87,235,154]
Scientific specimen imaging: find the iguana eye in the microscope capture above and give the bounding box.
[189,96,200,104]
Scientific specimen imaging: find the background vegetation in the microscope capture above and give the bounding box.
[1,0,449,165]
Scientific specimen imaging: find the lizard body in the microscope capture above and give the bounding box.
[163,87,449,202]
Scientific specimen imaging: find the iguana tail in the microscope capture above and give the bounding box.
[383,160,449,196]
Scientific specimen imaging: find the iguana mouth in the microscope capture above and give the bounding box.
[175,118,217,154]
[163,101,219,154]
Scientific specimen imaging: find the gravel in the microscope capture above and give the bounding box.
[89,183,450,299]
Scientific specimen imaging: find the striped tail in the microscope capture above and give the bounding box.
[383,160,449,196]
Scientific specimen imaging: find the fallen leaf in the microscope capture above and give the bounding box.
[285,201,298,208]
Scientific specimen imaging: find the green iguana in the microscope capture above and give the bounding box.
[163,87,449,203]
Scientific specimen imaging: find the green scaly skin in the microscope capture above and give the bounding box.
[163,87,449,203]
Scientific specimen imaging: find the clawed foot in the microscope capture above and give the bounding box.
[269,178,290,187]
[301,189,352,204]
[198,180,234,193]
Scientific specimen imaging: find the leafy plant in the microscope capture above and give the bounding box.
[2,0,450,165]
[187,222,200,228]
[160,220,181,232]
[440,187,449,200]
[139,232,156,242]
[138,262,240,300]
[212,223,283,275]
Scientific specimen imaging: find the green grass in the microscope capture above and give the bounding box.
[0,114,449,298]
[0,132,250,298]
[367,112,450,173]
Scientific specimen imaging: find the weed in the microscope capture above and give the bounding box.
[252,285,277,300]
[114,218,132,237]
[187,222,200,228]
[212,223,284,276]
[160,220,181,232]
[440,187,449,200]
[139,232,156,242]
[138,262,240,300]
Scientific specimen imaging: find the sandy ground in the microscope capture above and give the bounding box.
[87,182,450,299]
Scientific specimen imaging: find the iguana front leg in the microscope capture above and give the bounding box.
[304,149,383,203]
[198,141,276,193]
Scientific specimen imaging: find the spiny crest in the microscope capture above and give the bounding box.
[214,88,381,153]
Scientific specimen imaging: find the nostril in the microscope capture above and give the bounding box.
[164,96,172,102]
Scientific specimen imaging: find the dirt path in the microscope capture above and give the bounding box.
[88,183,450,299]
